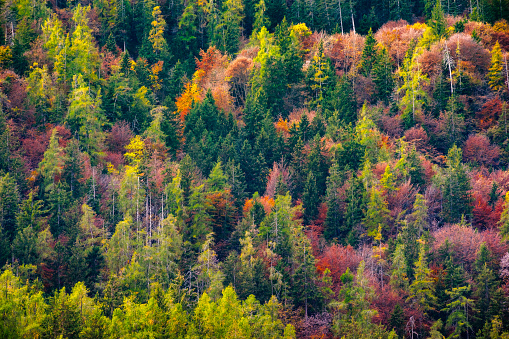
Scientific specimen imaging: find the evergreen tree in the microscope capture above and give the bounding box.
[359,28,377,77]
[302,172,319,224]
[407,244,436,314]
[0,173,19,248]
[440,145,473,223]
[429,0,447,39]
[324,162,346,241]
[443,285,474,338]
[372,46,394,104]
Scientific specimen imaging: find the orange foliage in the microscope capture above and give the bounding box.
[175,80,201,121]
[195,46,227,78]
[260,195,275,214]
[375,20,425,67]
[316,244,362,292]
[275,117,290,135]
[477,97,503,130]
[326,32,365,76]
[243,198,254,216]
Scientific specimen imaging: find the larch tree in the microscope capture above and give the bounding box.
[489,41,505,92]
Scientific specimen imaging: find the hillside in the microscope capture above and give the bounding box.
[1,0,509,337]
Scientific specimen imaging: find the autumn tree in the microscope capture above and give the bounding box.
[489,41,505,92]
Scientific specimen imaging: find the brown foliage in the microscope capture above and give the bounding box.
[326,32,365,76]
[381,114,403,138]
[477,97,503,130]
[375,21,425,67]
[446,33,491,74]
[404,126,430,152]
[296,312,333,339]
[316,244,362,292]
[107,121,134,154]
[417,45,441,78]
[463,134,500,166]
[195,47,232,112]
[225,56,253,107]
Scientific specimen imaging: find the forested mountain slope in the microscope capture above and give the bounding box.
[1,0,509,337]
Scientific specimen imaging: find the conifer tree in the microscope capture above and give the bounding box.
[429,0,447,39]
[489,41,504,92]
[407,243,436,313]
[302,172,319,224]
[363,188,389,237]
[67,75,105,158]
[443,285,474,338]
[372,46,394,104]
[440,145,472,223]
[148,6,170,60]
[0,173,19,245]
[359,28,377,77]
[38,129,66,192]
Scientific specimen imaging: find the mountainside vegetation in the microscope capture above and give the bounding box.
[1,0,509,337]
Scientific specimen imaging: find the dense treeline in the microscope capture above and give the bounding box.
[2,0,509,337]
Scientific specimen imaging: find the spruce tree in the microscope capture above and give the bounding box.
[441,145,473,223]
[372,46,394,104]
[359,28,377,77]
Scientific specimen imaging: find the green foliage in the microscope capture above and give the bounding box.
[359,28,377,77]
[407,243,436,313]
[438,145,473,223]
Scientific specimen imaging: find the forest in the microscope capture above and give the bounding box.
[1,0,509,337]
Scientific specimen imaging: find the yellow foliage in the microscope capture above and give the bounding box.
[175,80,201,121]
[150,61,164,91]
[493,19,509,33]
[409,22,427,30]
[290,23,312,38]
[275,118,290,133]
[0,46,12,68]
[124,135,145,168]
[107,162,119,175]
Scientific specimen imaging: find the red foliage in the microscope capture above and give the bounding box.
[431,224,506,272]
[316,244,362,292]
[380,114,403,138]
[421,156,435,183]
[389,180,417,226]
[104,151,124,169]
[296,312,333,339]
[307,203,328,257]
[54,125,71,148]
[107,121,134,153]
[472,191,494,230]
[21,127,51,170]
[372,285,406,328]
[463,134,500,166]
[477,97,503,130]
